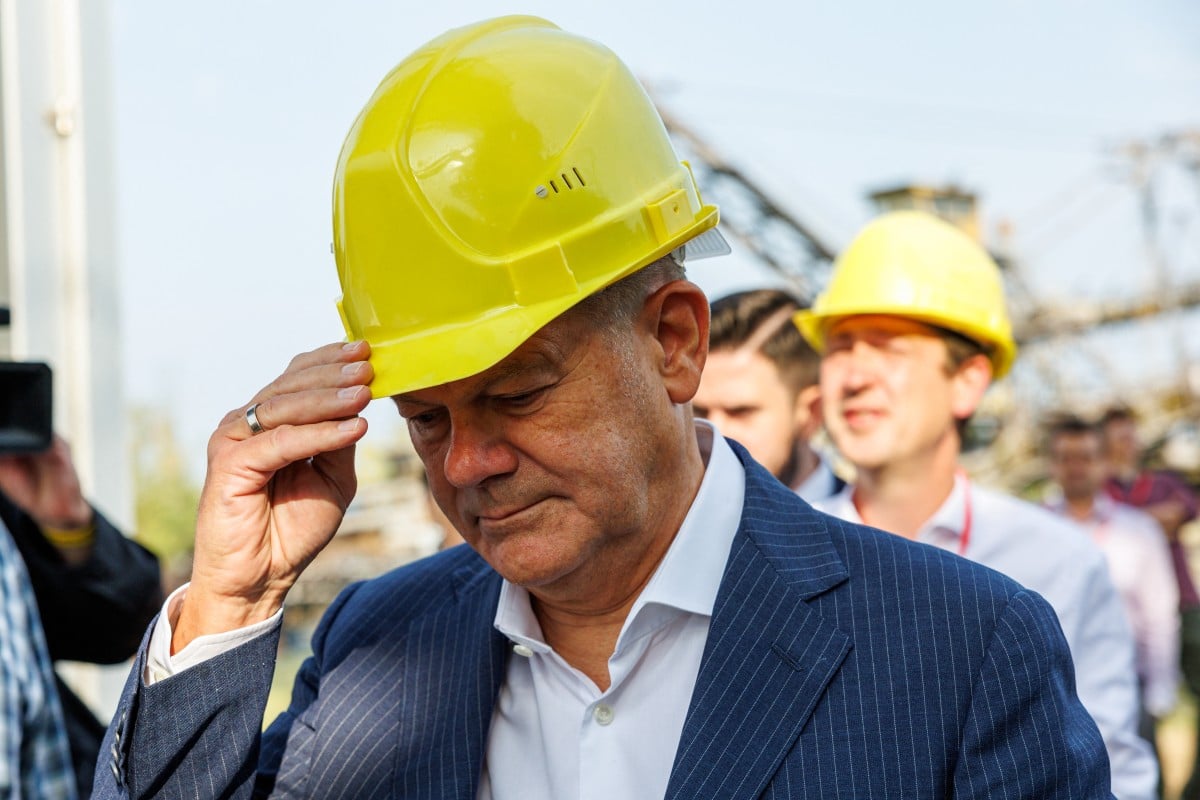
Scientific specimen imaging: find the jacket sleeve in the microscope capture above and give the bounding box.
[952,589,1113,799]
[91,581,365,800]
[90,619,281,800]
[2,493,164,664]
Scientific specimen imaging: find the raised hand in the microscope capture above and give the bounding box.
[174,340,373,651]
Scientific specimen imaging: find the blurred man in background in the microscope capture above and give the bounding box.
[800,209,1157,799]
[0,435,162,798]
[1102,407,1200,799]
[1046,415,1178,763]
[693,288,843,502]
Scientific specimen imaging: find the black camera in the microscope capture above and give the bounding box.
[0,307,53,454]
[0,361,52,454]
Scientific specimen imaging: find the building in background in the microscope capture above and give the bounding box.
[0,0,128,715]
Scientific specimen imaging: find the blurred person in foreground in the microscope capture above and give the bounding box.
[1045,416,1178,758]
[0,435,162,798]
[693,288,844,502]
[800,209,1156,799]
[95,17,1110,799]
[1102,406,1200,799]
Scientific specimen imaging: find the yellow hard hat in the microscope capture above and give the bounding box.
[333,15,723,398]
[794,210,1017,377]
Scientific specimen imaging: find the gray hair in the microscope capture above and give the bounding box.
[572,255,687,330]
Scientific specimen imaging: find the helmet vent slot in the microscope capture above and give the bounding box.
[534,168,587,199]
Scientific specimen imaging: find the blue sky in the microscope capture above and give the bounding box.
[110,1,1200,478]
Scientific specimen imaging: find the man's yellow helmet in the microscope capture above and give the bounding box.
[795,210,1017,378]
[333,16,722,398]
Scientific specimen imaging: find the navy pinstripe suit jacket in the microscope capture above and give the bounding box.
[95,443,1112,799]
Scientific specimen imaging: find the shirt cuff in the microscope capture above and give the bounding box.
[144,582,283,685]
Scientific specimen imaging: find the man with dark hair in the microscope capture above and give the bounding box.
[801,209,1155,798]
[1045,415,1178,754]
[693,289,842,501]
[96,18,1110,799]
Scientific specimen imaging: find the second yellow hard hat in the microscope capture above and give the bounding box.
[795,210,1017,377]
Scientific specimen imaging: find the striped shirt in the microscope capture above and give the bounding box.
[0,519,76,799]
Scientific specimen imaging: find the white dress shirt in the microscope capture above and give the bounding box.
[818,476,1157,800]
[1046,493,1180,717]
[144,422,746,800]
[479,422,744,800]
[144,586,282,684]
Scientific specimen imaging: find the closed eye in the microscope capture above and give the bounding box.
[493,386,549,411]
[405,410,448,438]
[394,400,446,437]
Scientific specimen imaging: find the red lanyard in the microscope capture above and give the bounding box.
[958,476,973,556]
[854,475,973,555]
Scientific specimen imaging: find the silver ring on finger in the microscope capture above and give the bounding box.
[245,402,266,436]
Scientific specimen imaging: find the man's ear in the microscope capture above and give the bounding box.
[641,280,709,404]
[795,384,823,442]
[950,353,993,421]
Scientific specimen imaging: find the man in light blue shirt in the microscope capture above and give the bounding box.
[799,209,1155,799]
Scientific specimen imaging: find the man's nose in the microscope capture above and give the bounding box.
[442,417,518,488]
[839,341,878,392]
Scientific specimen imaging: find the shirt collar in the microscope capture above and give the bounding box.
[1091,493,1119,521]
[795,457,837,503]
[818,473,967,544]
[493,420,745,648]
[920,473,968,542]
[627,420,744,620]
[816,482,858,521]
[1044,491,1117,525]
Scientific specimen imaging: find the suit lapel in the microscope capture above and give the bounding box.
[392,561,509,800]
[666,448,853,799]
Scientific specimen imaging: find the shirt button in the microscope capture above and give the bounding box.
[593,704,615,726]
[512,644,534,658]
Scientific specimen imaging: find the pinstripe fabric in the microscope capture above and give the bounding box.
[94,442,1110,799]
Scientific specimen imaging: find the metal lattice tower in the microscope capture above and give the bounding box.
[654,101,836,301]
